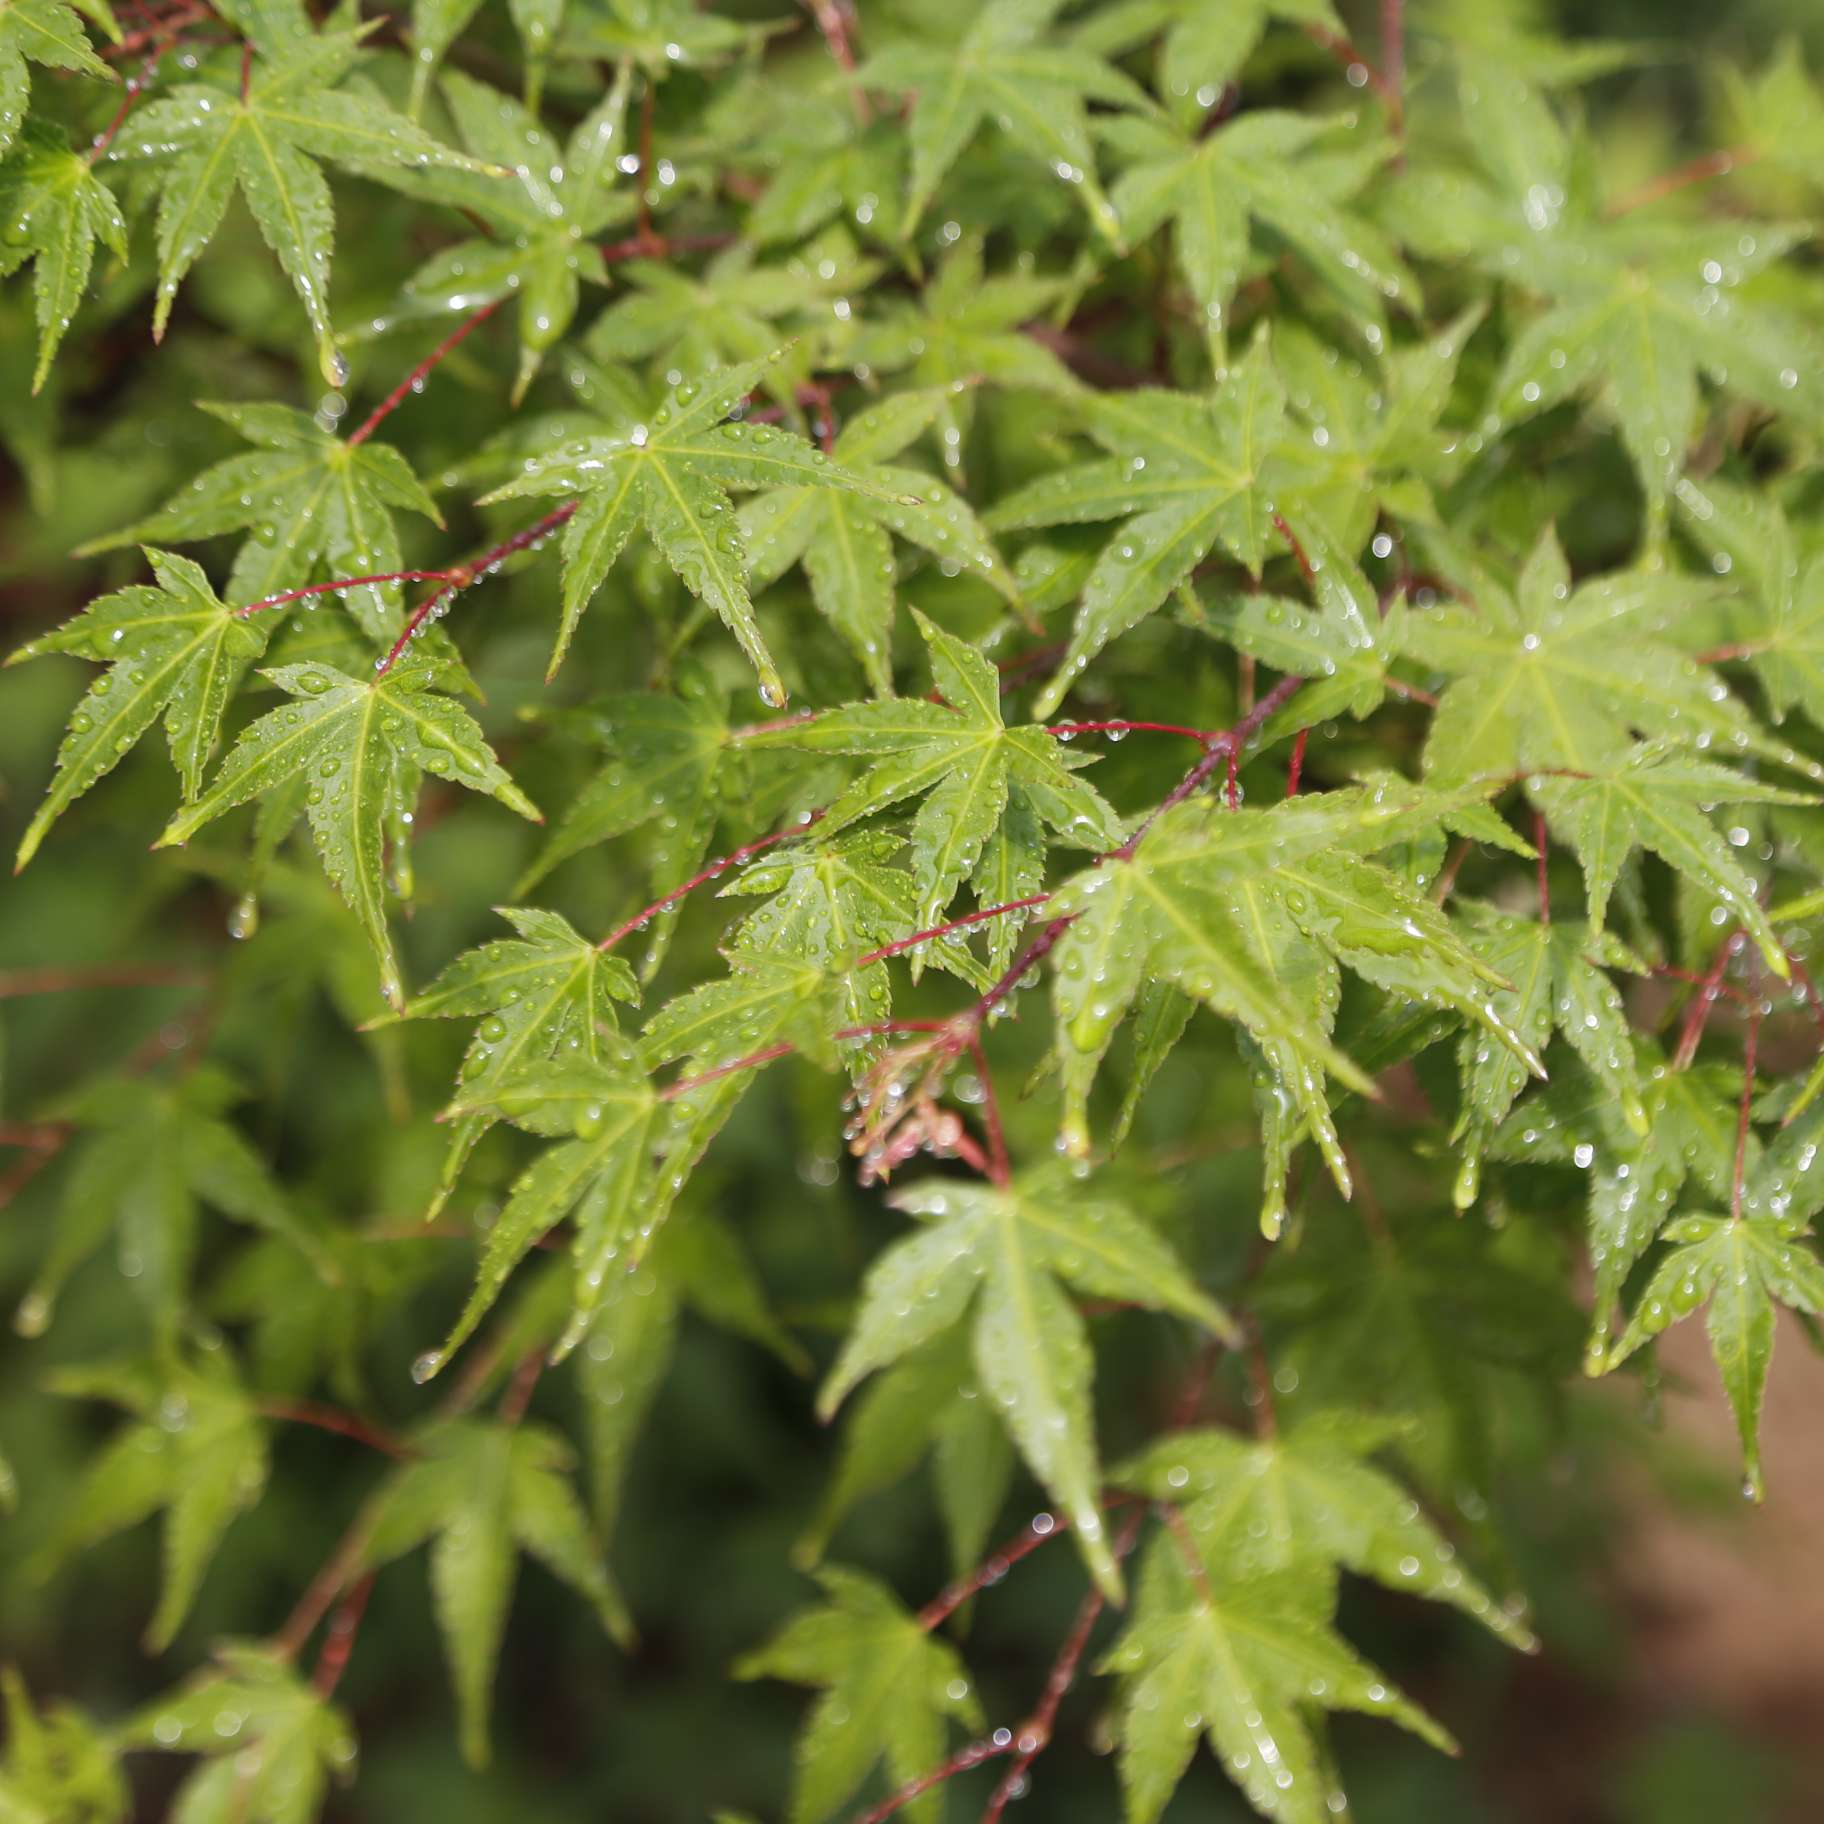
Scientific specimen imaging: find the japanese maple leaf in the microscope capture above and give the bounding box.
[480,353,917,697]
[0,0,113,164]
[156,658,542,1008]
[818,1168,1234,1597]
[358,1418,630,1765]
[989,333,1313,717]
[1392,71,1824,536]
[0,119,126,388]
[1104,109,1415,363]
[734,1566,982,1824]
[11,548,268,868]
[856,0,1148,245]
[739,385,1023,695]
[389,67,635,399]
[755,608,1122,934]
[79,399,443,637]
[112,9,497,382]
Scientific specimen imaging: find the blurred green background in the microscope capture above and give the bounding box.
[4,1,1824,1820]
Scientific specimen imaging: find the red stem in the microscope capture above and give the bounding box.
[347,298,502,448]
[257,1399,414,1460]
[969,1035,1010,1187]
[311,1575,373,1700]
[978,1506,1147,1824]
[239,38,251,101]
[498,1348,544,1425]
[1732,991,1760,1222]
[598,811,826,951]
[658,1043,795,1102]
[1305,25,1397,109]
[919,1513,1071,1632]
[1286,729,1307,797]
[599,229,735,263]
[850,895,1053,970]
[88,42,167,163]
[1607,147,1763,218]
[849,1739,1017,1824]
[235,572,453,621]
[373,502,579,677]
[0,962,207,998]
[1674,930,1746,1070]
[1380,0,1405,128]
[1046,719,1212,742]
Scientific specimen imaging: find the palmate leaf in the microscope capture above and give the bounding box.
[1120,1412,1533,1645]
[358,1418,629,1767]
[743,105,905,250]
[0,119,127,390]
[846,236,1084,479]
[1674,473,1824,729]
[988,333,1311,716]
[0,1670,127,1824]
[480,353,918,697]
[387,66,634,398]
[734,1565,983,1824]
[1393,70,1824,536]
[77,398,445,638]
[36,1355,269,1651]
[753,609,1121,943]
[1487,1043,1743,1362]
[111,8,498,382]
[1410,528,1820,803]
[1447,908,1648,1211]
[1608,1208,1824,1501]
[739,385,1023,695]
[555,0,754,71]
[156,659,542,1009]
[13,1063,325,1342]
[1071,0,1342,122]
[818,1167,1234,1599]
[1721,39,1824,191]
[857,0,1149,245]
[10,548,267,868]
[1104,109,1415,361]
[1099,1536,1450,1824]
[126,1646,356,1824]
[1528,744,1813,977]
[0,0,114,164]
[398,904,639,1215]
[1047,781,1542,1180]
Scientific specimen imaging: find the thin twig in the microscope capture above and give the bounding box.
[347,298,502,447]
[1732,970,1760,1223]
[1673,929,1746,1070]
[312,1575,373,1699]
[0,962,207,998]
[1606,147,1763,218]
[850,895,1053,970]
[848,1739,1017,1824]
[257,1399,415,1460]
[235,572,454,621]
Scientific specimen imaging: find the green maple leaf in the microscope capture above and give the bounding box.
[1528,743,1812,977]
[733,1565,983,1824]
[1105,109,1415,363]
[1721,39,1824,193]
[1487,1044,1743,1361]
[406,0,579,112]
[1119,1413,1534,1646]
[1100,1534,1450,1824]
[1410,528,1816,798]
[479,352,917,696]
[1072,0,1343,122]
[1253,1202,1583,1505]
[1609,1207,1824,1501]
[421,1053,659,1364]
[0,119,126,390]
[10,548,267,868]
[754,608,1121,938]
[37,1355,269,1650]
[744,108,904,249]
[126,1646,356,1824]
[391,66,634,399]
[818,1167,1234,1599]
[581,234,873,418]
[359,1418,630,1766]
[556,0,755,71]
[989,333,1309,716]
[1046,781,1541,1177]
[0,0,113,165]
[0,1671,126,1824]
[796,1327,1011,1581]
[78,398,445,637]
[848,236,1083,478]
[1395,72,1824,537]
[112,9,498,382]
[740,386,1023,695]
[1675,472,1824,729]
[14,1064,326,1343]
[1448,908,1648,1210]
[857,0,1148,245]
[156,658,542,1009]
[398,904,639,1214]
